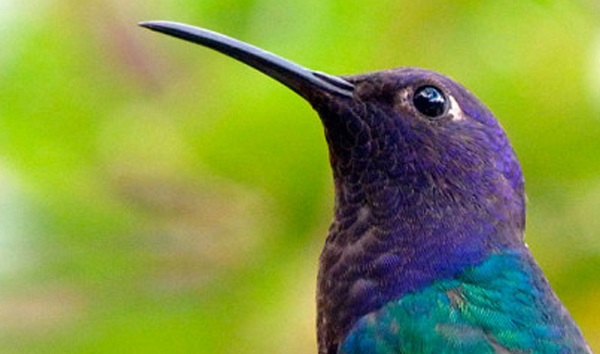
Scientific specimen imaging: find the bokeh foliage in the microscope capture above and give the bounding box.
[0,0,599,352]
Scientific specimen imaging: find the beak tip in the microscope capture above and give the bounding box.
[138,20,168,31]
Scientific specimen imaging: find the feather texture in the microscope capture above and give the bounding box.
[340,249,590,353]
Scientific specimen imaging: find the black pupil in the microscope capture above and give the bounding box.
[413,86,447,118]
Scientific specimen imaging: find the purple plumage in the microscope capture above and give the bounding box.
[315,68,529,352]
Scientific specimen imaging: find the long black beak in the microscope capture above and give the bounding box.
[139,21,354,99]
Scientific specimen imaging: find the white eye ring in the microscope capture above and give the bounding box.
[448,95,465,121]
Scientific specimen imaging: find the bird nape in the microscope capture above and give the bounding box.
[140,21,591,354]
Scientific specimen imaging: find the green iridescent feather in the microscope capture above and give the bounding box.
[340,249,589,354]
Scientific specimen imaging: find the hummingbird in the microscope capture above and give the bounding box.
[140,21,591,353]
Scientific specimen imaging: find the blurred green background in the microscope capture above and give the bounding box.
[0,0,599,352]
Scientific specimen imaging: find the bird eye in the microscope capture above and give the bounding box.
[412,86,448,118]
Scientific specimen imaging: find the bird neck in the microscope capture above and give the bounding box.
[328,171,526,280]
[317,164,526,354]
